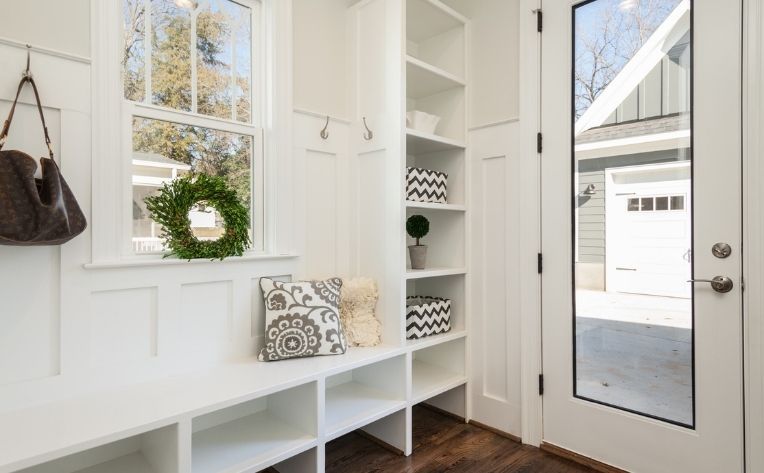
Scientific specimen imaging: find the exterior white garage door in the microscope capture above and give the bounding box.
[605,162,691,298]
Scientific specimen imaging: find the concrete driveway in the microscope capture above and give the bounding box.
[575,289,693,425]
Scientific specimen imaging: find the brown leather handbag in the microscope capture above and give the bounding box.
[0,76,86,245]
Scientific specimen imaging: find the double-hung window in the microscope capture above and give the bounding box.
[122,0,264,255]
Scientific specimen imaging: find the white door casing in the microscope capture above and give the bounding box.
[541,1,744,472]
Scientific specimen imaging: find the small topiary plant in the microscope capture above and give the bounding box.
[406,214,430,246]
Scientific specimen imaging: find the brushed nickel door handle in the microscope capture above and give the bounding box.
[687,276,733,293]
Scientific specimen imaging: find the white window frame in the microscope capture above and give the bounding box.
[122,0,264,258]
[91,0,294,265]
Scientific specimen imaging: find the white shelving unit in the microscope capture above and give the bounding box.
[191,383,317,473]
[411,338,467,404]
[325,356,407,440]
[402,0,470,453]
[2,2,472,473]
[17,425,179,473]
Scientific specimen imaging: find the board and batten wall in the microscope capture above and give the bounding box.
[442,0,528,440]
[0,0,302,414]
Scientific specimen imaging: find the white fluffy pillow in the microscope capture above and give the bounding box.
[339,277,382,347]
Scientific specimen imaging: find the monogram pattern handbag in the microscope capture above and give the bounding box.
[0,76,86,245]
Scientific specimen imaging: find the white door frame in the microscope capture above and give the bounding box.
[744,1,764,472]
[518,0,749,470]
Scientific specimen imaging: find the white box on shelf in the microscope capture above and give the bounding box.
[406,166,448,204]
[406,110,441,135]
[406,296,452,340]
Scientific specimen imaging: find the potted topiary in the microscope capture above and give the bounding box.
[406,214,430,269]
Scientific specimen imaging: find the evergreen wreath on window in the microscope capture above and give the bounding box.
[144,174,251,260]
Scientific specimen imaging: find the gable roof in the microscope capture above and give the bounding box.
[575,0,691,137]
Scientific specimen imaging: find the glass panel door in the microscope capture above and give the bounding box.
[572,0,693,427]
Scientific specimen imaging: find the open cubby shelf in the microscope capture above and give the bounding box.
[406,128,465,154]
[411,338,467,407]
[406,55,465,100]
[325,356,407,440]
[406,201,466,212]
[405,267,467,280]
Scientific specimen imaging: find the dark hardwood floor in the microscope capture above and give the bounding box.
[325,406,596,473]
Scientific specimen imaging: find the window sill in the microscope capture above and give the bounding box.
[83,253,299,270]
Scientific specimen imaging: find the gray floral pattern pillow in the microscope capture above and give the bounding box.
[259,277,347,361]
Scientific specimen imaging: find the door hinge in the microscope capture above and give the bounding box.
[537,253,543,274]
[536,132,543,153]
[535,9,543,33]
[539,374,544,395]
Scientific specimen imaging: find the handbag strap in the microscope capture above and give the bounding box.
[0,76,54,160]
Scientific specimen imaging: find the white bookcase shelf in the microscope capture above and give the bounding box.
[406,55,465,99]
[406,128,465,154]
[191,382,317,473]
[405,267,467,280]
[411,338,467,405]
[406,201,466,212]
[192,412,315,473]
[324,356,407,440]
[412,361,467,405]
[406,329,466,350]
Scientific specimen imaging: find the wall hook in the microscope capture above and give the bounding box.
[320,116,330,140]
[23,44,32,80]
[362,117,373,141]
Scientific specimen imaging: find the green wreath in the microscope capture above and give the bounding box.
[144,174,251,260]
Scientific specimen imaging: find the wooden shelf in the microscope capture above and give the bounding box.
[411,360,467,405]
[406,128,465,155]
[406,55,465,99]
[407,0,467,43]
[325,382,406,440]
[406,267,467,280]
[192,411,316,473]
[406,201,466,212]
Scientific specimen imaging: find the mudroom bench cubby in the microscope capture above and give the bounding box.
[1,335,467,473]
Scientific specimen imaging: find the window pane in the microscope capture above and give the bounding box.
[234,6,252,123]
[197,0,233,119]
[574,0,692,427]
[151,0,192,111]
[131,117,253,253]
[123,0,146,102]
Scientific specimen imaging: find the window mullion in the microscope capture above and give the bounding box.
[144,0,152,104]
[231,28,237,122]
[191,9,198,114]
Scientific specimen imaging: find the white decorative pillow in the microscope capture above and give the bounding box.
[340,277,382,347]
[259,277,347,361]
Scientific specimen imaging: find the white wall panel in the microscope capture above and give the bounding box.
[469,121,522,437]
[0,247,60,387]
[179,281,233,360]
[89,288,158,367]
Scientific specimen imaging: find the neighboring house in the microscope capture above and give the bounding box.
[132,151,192,253]
[575,1,691,298]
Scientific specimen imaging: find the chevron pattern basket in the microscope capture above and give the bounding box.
[406,166,448,204]
[406,296,452,340]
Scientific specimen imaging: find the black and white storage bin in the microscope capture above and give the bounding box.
[406,166,448,204]
[406,296,452,340]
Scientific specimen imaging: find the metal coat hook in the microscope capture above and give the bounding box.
[23,44,33,80]
[320,116,330,140]
[362,117,373,141]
